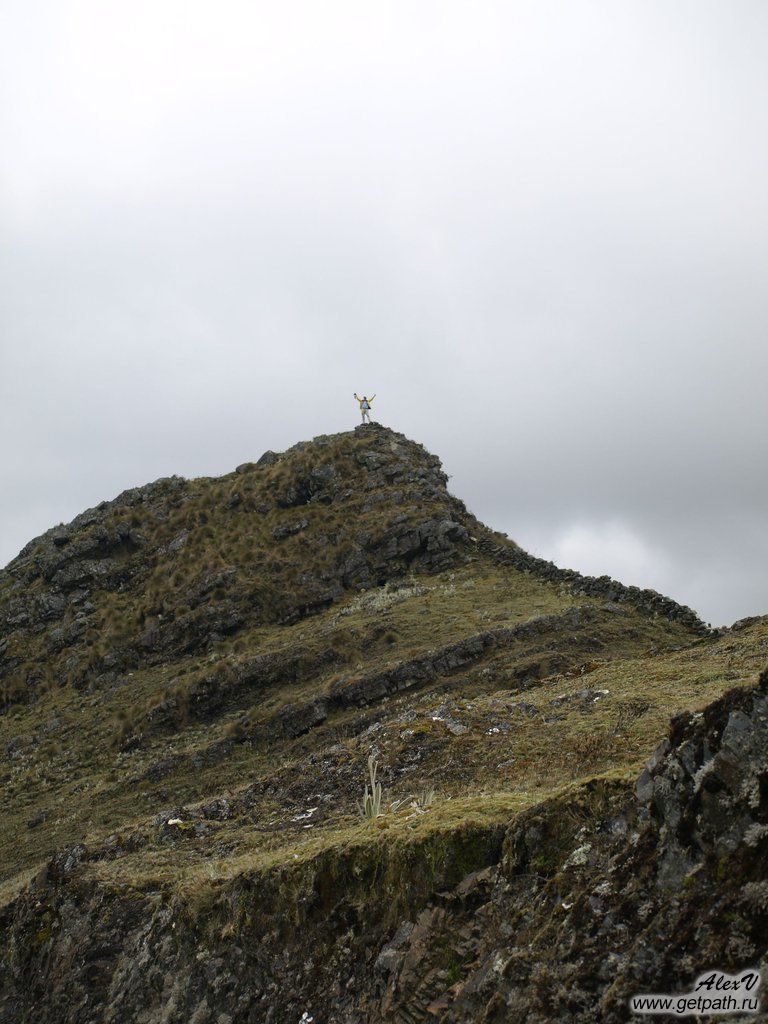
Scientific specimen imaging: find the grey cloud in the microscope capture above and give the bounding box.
[1,0,767,626]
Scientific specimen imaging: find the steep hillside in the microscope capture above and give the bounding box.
[1,424,766,1023]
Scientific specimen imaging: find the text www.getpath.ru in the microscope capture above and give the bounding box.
[630,970,760,1017]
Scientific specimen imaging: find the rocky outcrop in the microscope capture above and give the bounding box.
[0,823,507,1024]
[327,605,598,710]
[476,533,710,633]
[4,477,185,588]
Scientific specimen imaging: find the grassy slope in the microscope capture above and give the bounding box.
[1,426,764,916]
[85,618,768,895]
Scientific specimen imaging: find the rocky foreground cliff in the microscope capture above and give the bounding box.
[1,424,767,1022]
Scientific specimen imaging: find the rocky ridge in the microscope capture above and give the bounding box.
[0,424,766,1023]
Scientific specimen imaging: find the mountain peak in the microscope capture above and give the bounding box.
[0,426,474,702]
[1,425,711,711]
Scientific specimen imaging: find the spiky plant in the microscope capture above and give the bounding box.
[359,755,383,820]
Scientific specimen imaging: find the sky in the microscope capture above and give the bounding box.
[1,1,767,627]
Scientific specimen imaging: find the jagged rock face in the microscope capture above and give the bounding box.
[419,676,768,1024]
[0,424,763,1024]
[371,681,768,1024]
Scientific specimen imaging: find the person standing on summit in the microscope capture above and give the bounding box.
[354,393,375,424]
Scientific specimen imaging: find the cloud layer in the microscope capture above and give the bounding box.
[2,1,767,625]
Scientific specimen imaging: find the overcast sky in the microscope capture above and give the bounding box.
[1,1,767,626]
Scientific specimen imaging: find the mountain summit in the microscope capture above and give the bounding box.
[1,426,766,1023]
